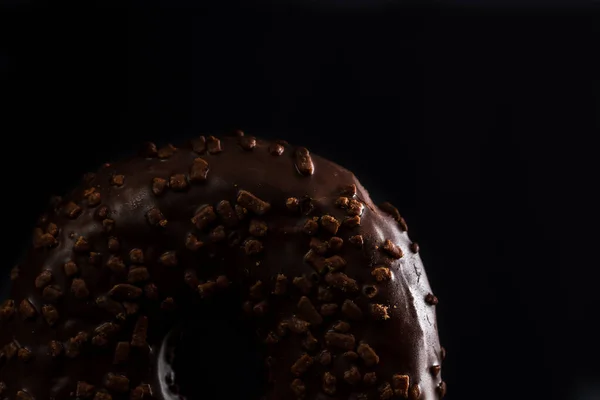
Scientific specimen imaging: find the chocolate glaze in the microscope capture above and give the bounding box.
[0,134,444,399]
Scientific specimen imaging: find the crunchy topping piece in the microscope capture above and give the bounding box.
[269,142,284,156]
[76,381,95,398]
[110,175,125,186]
[123,302,139,316]
[299,196,315,215]
[320,215,340,235]
[209,225,226,242]
[113,342,130,364]
[87,191,101,207]
[364,372,377,385]
[93,391,112,400]
[206,135,222,154]
[335,196,350,208]
[340,183,357,197]
[152,177,168,195]
[191,205,217,230]
[249,280,263,299]
[104,373,130,393]
[322,372,336,395]
[379,382,394,400]
[185,233,203,251]
[130,384,152,400]
[191,135,206,154]
[438,381,447,397]
[131,316,148,347]
[291,354,313,376]
[129,249,144,264]
[302,217,319,235]
[35,270,53,289]
[425,293,439,305]
[379,202,401,221]
[184,270,200,289]
[96,296,125,316]
[302,331,318,351]
[237,190,271,215]
[106,256,126,273]
[344,351,359,360]
[409,384,421,400]
[128,267,149,283]
[293,276,312,294]
[103,218,116,233]
[3,341,18,359]
[65,331,89,358]
[249,219,268,237]
[347,199,364,216]
[286,197,299,211]
[146,208,167,227]
[18,347,33,362]
[109,284,142,300]
[287,316,310,334]
[392,374,410,399]
[343,215,361,228]
[298,296,323,325]
[333,321,351,333]
[65,201,83,218]
[320,303,338,317]
[295,147,314,176]
[41,304,59,325]
[190,158,210,182]
[42,285,63,302]
[216,275,229,288]
[273,274,287,295]
[198,281,218,298]
[159,251,178,267]
[16,390,34,400]
[71,278,90,299]
[328,236,343,252]
[239,135,257,150]
[372,267,392,282]
[325,255,346,272]
[363,284,378,299]
[304,250,326,274]
[74,236,90,253]
[344,366,362,385]
[215,200,238,227]
[324,332,355,350]
[161,297,176,310]
[157,144,176,159]
[430,365,442,376]
[410,242,420,253]
[140,142,158,157]
[309,237,329,255]
[370,304,390,320]
[244,239,263,255]
[95,205,110,220]
[33,230,57,248]
[357,343,380,366]
[318,286,334,302]
[290,379,305,399]
[382,239,403,259]
[234,204,247,221]
[169,174,188,191]
[325,272,359,292]
[19,299,36,318]
[46,222,59,236]
[48,340,63,357]
[342,299,363,320]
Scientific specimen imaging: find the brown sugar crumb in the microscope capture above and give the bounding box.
[76,381,95,398]
[438,381,447,397]
[302,217,319,235]
[73,236,90,252]
[129,249,144,264]
[371,266,392,282]
[325,255,346,272]
[113,342,130,364]
[291,354,313,376]
[41,304,59,325]
[324,332,355,350]
[42,285,63,302]
[342,299,363,320]
[347,199,364,216]
[65,201,83,218]
[146,208,167,227]
[16,391,34,400]
[317,350,332,366]
[320,303,338,317]
[344,366,362,385]
[239,135,257,150]
[309,237,329,255]
[34,231,57,248]
[329,236,344,252]
[131,316,148,347]
[290,379,306,399]
[216,200,238,227]
[244,239,263,255]
[152,177,168,195]
[293,276,312,294]
[65,331,89,358]
[370,304,390,320]
[237,190,271,215]
[286,197,299,211]
[130,384,152,400]
[430,365,442,376]
[318,286,334,302]
[46,222,59,236]
[110,175,125,187]
[157,144,176,159]
[273,274,287,295]
[382,239,403,259]
[128,267,149,283]
[298,296,323,325]
[358,343,380,367]
[325,272,359,292]
[191,135,206,154]
[209,225,226,242]
[335,196,350,208]
[249,219,268,237]
[302,331,318,351]
[71,278,90,299]
[340,183,357,197]
[35,270,53,289]
[321,215,340,235]
[105,373,130,393]
[93,391,112,400]
[169,174,188,191]
[379,382,394,400]
[207,135,222,154]
[269,143,285,156]
[322,372,337,395]
[19,299,36,318]
[95,205,110,220]
[18,347,33,362]
[191,205,217,230]
[159,251,178,267]
[295,147,315,176]
[363,284,378,299]
[106,256,126,273]
[392,374,409,397]
[287,316,310,334]
[364,372,377,385]
[190,158,210,182]
[63,261,78,277]
[425,293,439,305]
[109,284,143,300]
[47,340,63,357]
[333,321,351,333]
[87,191,101,207]
[409,384,421,400]
[343,215,361,228]
[198,281,218,298]
[185,233,203,251]
[410,242,420,253]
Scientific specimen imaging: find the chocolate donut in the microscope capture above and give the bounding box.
[0,133,445,400]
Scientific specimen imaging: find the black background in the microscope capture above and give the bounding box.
[1,2,598,400]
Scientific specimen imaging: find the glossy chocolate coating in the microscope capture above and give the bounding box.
[0,135,444,399]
